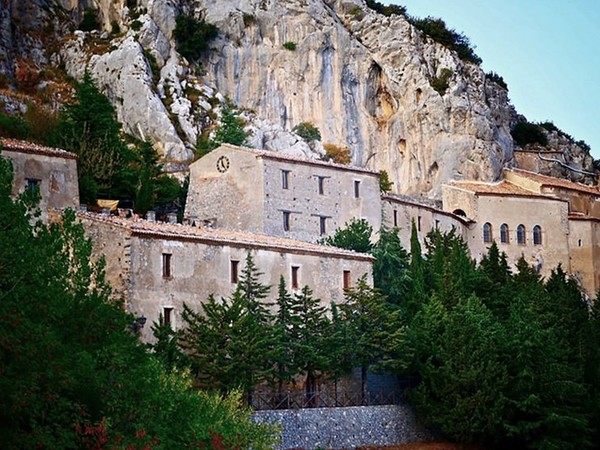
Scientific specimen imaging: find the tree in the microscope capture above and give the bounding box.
[291,285,330,405]
[272,276,298,397]
[173,15,218,61]
[372,227,411,307]
[341,277,408,400]
[213,107,248,147]
[379,169,394,192]
[321,217,373,253]
[0,154,277,448]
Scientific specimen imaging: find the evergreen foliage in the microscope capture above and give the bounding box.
[0,153,277,449]
[379,169,394,192]
[320,217,373,253]
[293,121,322,142]
[511,120,549,147]
[173,15,218,61]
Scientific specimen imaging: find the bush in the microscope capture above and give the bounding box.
[431,68,453,95]
[130,19,142,31]
[0,112,31,139]
[243,13,256,27]
[485,71,508,90]
[409,16,481,65]
[323,143,351,164]
[283,41,297,51]
[173,15,218,61]
[511,120,548,147]
[365,0,406,17]
[79,8,100,32]
[293,121,321,141]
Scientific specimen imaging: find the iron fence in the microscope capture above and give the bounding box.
[250,389,403,410]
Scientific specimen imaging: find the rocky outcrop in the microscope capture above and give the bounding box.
[0,0,596,196]
[198,0,517,196]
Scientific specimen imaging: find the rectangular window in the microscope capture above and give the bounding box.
[319,216,327,236]
[435,219,440,229]
[283,211,291,231]
[393,209,398,227]
[291,266,299,289]
[163,307,173,327]
[26,178,40,194]
[343,270,351,289]
[417,216,422,232]
[354,180,360,198]
[230,260,239,284]
[162,253,172,278]
[317,176,325,195]
[281,170,290,189]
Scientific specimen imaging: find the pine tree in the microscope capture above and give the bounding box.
[341,276,408,401]
[291,285,330,406]
[272,276,298,399]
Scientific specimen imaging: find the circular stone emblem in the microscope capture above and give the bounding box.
[216,155,230,173]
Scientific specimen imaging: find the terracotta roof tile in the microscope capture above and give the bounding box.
[446,180,551,198]
[219,144,380,175]
[506,168,600,196]
[77,211,374,262]
[1,138,77,159]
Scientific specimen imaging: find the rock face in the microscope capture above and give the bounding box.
[0,0,596,196]
[199,0,515,196]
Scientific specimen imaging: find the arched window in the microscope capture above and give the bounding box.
[483,222,493,243]
[500,223,509,244]
[533,225,542,245]
[453,209,467,217]
[517,224,526,245]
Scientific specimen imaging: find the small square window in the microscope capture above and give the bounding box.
[283,211,291,231]
[354,180,360,198]
[282,170,290,189]
[343,270,351,289]
[163,307,173,327]
[231,260,239,284]
[162,253,172,278]
[319,216,327,236]
[291,266,299,289]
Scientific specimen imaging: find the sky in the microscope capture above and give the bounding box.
[390,0,600,159]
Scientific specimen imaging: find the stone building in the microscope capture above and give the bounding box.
[382,194,470,248]
[442,168,600,296]
[185,144,382,242]
[79,212,374,342]
[1,138,79,220]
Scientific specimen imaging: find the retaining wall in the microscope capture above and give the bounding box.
[252,404,433,449]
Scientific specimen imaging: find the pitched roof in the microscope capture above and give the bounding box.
[77,211,374,262]
[506,168,600,196]
[1,138,77,160]
[446,180,555,199]
[218,144,380,176]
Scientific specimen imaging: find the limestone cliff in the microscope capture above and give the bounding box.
[0,0,596,196]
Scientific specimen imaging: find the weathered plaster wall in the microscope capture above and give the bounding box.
[568,219,600,297]
[185,146,265,232]
[127,234,372,342]
[382,195,468,249]
[3,149,79,220]
[465,194,570,279]
[252,404,433,450]
[262,156,381,242]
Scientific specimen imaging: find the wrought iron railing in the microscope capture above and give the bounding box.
[250,389,403,410]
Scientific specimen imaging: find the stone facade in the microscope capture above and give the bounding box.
[78,212,374,342]
[382,194,470,248]
[1,138,79,220]
[442,168,600,296]
[185,144,382,242]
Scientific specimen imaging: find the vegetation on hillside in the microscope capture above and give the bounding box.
[0,152,277,449]
[173,15,218,61]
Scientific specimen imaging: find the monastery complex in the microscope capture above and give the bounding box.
[3,138,600,340]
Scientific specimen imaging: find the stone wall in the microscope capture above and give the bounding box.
[252,404,433,450]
